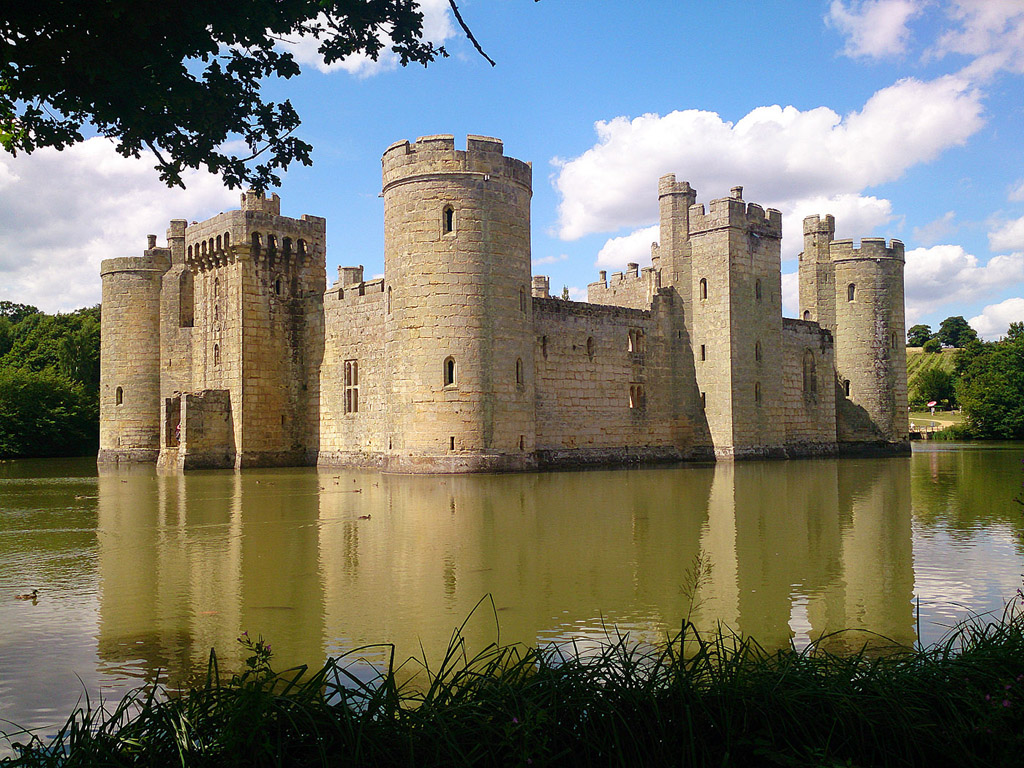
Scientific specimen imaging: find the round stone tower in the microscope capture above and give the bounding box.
[381,134,536,471]
[98,236,171,463]
[832,238,909,446]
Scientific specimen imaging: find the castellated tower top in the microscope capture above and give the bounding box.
[803,214,836,237]
[381,134,532,193]
[830,237,905,262]
[688,188,782,237]
[240,191,281,215]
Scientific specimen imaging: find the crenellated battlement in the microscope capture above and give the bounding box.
[688,191,782,237]
[830,238,905,262]
[382,134,532,192]
[803,214,836,236]
[240,191,281,215]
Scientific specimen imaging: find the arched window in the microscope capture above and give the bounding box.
[115,386,123,405]
[201,241,207,256]
[699,278,708,300]
[443,356,456,386]
[803,309,811,321]
[516,358,524,385]
[755,340,762,362]
[214,304,219,322]
[179,270,194,328]
[586,336,595,361]
[283,237,292,256]
[213,344,220,366]
[755,381,762,405]
[803,349,817,395]
[297,239,306,255]
[629,384,645,409]
[213,276,219,298]
[224,232,230,247]
[267,234,277,251]
[187,245,193,259]
[755,279,762,302]
[442,205,455,235]
[251,232,262,252]
[847,283,856,302]
[216,235,222,251]
[843,379,851,397]
[274,276,282,296]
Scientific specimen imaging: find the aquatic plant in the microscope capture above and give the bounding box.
[5,605,1024,767]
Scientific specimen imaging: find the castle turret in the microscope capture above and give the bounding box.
[798,214,836,333]
[688,189,785,457]
[382,135,536,471]
[831,238,909,447]
[98,237,171,463]
[657,175,697,299]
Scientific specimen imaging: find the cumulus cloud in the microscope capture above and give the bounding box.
[989,215,1024,251]
[595,226,659,270]
[781,272,800,317]
[970,296,1024,338]
[826,0,924,59]
[533,253,569,266]
[904,244,1024,320]
[931,0,1024,77]
[553,75,982,244]
[281,0,455,77]
[0,138,236,312]
[913,210,957,245]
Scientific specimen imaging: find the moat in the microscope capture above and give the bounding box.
[2,443,1022,738]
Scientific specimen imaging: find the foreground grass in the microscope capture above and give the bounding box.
[6,610,1024,768]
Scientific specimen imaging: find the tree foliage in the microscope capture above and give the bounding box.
[907,323,932,347]
[911,367,955,408]
[955,336,1024,439]
[1,1,469,191]
[923,337,942,354]
[937,316,978,349]
[0,305,100,458]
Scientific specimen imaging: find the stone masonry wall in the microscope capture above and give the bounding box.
[781,319,837,453]
[587,264,660,310]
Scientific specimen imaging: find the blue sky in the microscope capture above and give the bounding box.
[3,0,1024,338]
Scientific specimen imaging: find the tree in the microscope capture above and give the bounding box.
[923,337,942,354]
[0,367,97,458]
[907,324,932,347]
[936,316,979,348]
[0,301,40,323]
[955,335,1024,439]
[2,1,490,191]
[561,286,570,300]
[913,367,955,408]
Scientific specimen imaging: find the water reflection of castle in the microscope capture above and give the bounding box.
[96,458,913,680]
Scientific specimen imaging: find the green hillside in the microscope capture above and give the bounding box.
[906,346,957,393]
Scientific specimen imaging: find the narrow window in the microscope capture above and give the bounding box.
[755,341,762,362]
[803,349,817,395]
[701,391,707,408]
[208,238,214,254]
[387,286,392,313]
[449,436,456,450]
[224,232,230,248]
[213,344,220,366]
[274,277,282,296]
[251,232,262,252]
[344,359,359,414]
[187,245,193,259]
[214,276,219,298]
[890,332,897,350]
[755,381,762,405]
[520,287,527,313]
[281,414,286,427]
[586,336,595,360]
[755,279,762,302]
[283,237,292,256]
[214,303,219,322]
[844,379,851,397]
[115,386,124,405]
[179,270,194,328]
[699,278,708,300]
[847,283,856,302]
[628,328,645,354]
[443,205,455,235]
[803,309,811,321]
[700,344,706,361]
[216,235,222,251]
[201,241,207,256]
[297,239,306,255]
[518,435,525,451]
[629,383,645,409]
[516,357,524,385]
[268,234,278,251]
[444,356,456,386]
[541,335,548,360]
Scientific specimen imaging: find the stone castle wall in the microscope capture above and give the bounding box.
[781,319,837,452]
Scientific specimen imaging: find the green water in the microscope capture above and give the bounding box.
[1,444,1022,737]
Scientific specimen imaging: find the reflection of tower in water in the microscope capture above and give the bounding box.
[95,469,326,682]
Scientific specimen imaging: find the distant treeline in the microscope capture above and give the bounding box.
[0,301,100,458]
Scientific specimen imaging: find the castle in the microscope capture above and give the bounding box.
[98,134,909,473]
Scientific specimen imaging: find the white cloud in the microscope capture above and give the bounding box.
[826,0,924,59]
[913,210,957,245]
[904,244,1024,320]
[281,1,455,77]
[0,138,236,312]
[1010,179,1024,202]
[595,226,659,270]
[989,215,1024,251]
[931,0,1024,77]
[970,296,1024,338]
[533,253,569,266]
[783,195,895,259]
[553,75,982,242]
[781,272,800,317]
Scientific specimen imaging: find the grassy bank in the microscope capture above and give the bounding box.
[906,346,958,393]
[6,611,1024,767]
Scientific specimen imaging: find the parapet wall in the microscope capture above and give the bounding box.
[689,197,782,236]
[587,262,660,310]
[830,238,905,262]
[382,134,532,193]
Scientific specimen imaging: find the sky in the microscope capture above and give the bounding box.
[3,0,1024,338]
